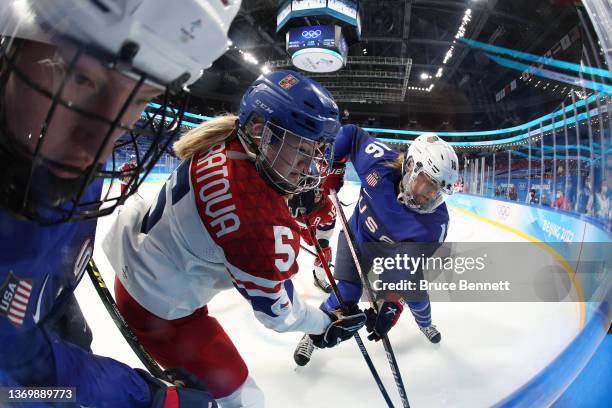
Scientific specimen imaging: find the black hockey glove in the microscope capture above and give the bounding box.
[136,368,218,408]
[287,189,317,218]
[365,301,404,342]
[310,303,366,348]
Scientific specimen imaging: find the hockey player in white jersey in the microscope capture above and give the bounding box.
[103,70,367,407]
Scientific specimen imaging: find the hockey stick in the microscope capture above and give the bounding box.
[299,243,335,269]
[339,199,357,207]
[304,219,395,408]
[86,259,169,381]
[328,190,411,408]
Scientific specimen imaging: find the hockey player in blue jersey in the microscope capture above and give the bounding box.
[0,1,240,406]
[293,124,459,366]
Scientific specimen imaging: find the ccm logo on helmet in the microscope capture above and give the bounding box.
[255,99,274,114]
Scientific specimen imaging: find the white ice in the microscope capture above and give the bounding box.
[76,183,582,408]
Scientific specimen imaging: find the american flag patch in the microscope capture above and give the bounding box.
[366,171,380,187]
[0,272,33,326]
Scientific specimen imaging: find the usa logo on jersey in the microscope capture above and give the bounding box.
[366,171,380,187]
[0,272,33,326]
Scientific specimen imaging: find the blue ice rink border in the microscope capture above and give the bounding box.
[553,332,612,406]
[493,292,611,408]
[447,193,611,407]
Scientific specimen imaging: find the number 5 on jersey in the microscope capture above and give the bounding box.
[273,226,296,273]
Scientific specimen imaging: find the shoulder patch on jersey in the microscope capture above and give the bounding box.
[0,271,33,326]
[366,171,380,187]
[427,135,439,143]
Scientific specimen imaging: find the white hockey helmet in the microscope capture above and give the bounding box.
[2,0,241,88]
[398,133,459,214]
[0,0,241,223]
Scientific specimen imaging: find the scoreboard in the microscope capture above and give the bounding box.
[286,25,348,72]
[277,0,360,34]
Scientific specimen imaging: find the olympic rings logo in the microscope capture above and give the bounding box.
[302,29,322,39]
[497,205,511,220]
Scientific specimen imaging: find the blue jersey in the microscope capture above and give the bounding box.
[0,179,151,407]
[335,125,449,248]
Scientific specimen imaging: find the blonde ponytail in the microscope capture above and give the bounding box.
[173,114,238,160]
[384,152,404,171]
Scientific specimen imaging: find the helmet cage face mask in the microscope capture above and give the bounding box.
[0,36,188,224]
[398,156,449,214]
[255,120,334,195]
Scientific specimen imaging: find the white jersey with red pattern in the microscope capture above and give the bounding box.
[118,160,137,180]
[102,139,330,334]
[118,160,137,193]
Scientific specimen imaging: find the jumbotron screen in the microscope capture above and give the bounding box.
[286,24,348,72]
[277,0,359,31]
[287,25,337,51]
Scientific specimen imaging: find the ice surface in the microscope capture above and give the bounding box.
[76,183,581,407]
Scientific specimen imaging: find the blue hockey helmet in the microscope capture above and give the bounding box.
[237,69,340,194]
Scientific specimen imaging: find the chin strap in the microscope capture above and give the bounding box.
[236,127,258,160]
[396,171,411,207]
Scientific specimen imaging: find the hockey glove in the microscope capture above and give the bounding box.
[136,368,218,408]
[321,160,346,194]
[287,189,317,218]
[312,245,333,293]
[313,245,332,270]
[310,303,366,348]
[365,301,404,342]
